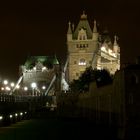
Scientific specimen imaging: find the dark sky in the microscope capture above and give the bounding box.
[0,0,140,80]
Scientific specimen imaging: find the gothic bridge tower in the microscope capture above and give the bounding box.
[67,12,99,82]
[67,12,120,82]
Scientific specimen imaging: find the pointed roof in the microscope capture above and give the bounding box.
[53,55,59,65]
[113,35,118,46]
[93,20,97,33]
[67,21,72,34]
[24,55,59,69]
[73,11,92,39]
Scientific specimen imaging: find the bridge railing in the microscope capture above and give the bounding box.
[0,93,48,103]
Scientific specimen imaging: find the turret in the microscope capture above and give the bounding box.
[81,11,87,19]
[92,20,99,41]
[113,35,119,54]
[67,21,72,41]
[72,23,75,32]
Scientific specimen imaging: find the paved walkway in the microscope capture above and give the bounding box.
[0,117,118,140]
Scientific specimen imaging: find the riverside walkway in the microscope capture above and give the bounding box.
[0,114,118,140]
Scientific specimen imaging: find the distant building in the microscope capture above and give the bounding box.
[67,12,120,82]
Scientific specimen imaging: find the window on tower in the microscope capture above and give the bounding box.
[79,35,82,40]
[83,35,86,40]
[76,44,88,49]
[78,28,87,40]
[79,58,86,65]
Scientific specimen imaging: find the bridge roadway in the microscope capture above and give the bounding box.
[0,111,118,140]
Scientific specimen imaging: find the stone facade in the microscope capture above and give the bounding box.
[67,12,120,82]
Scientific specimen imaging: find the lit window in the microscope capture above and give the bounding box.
[79,59,86,65]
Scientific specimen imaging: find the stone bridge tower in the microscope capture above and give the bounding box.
[67,12,120,82]
[67,12,99,82]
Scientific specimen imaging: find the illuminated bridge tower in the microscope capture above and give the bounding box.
[67,12,120,82]
[20,55,60,96]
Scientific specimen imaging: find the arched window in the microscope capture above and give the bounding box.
[79,58,86,65]
[78,28,87,40]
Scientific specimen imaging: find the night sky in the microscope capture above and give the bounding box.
[0,0,140,80]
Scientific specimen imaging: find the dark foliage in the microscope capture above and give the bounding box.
[70,67,113,92]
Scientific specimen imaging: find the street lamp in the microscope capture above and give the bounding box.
[5,86,11,91]
[31,82,37,96]
[24,86,28,91]
[10,82,15,87]
[3,80,8,85]
[15,85,20,95]
[16,85,20,89]
[42,86,46,95]
[42,86,46,90]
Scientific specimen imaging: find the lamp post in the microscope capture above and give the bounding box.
[24,86,28,96]
[16,85,20,95]
[31,82,37,96]
[42,86,46,96]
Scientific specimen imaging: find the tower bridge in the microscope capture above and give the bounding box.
[0,54,69,126]
[0,12,120,126]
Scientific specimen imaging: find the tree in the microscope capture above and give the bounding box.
[69,67,113,93]
[95,69,113,87]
